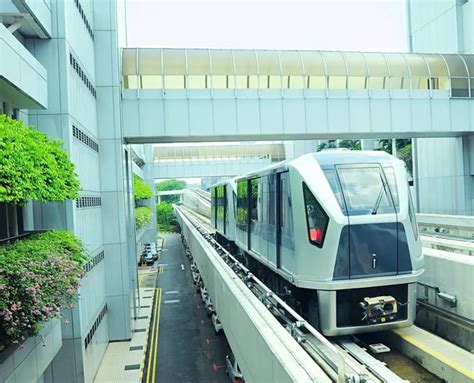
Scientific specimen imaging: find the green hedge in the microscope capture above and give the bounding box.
[0,231,88,351]
[133,175,153,200]
[0,115,80,204]
[135,206,152,229]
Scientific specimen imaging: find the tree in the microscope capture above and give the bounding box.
[156,179,187,191]
[156,179,187,203]
[338,139,361,150]
[316,142,336,152]
[398,144,413,176]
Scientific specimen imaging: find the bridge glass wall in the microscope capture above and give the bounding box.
[122,48,474,98]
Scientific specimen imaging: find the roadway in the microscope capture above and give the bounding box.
[143,234,231,383]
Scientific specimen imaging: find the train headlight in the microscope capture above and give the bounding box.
[360,295,398,324]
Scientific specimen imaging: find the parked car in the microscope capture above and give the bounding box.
[144,253,154,266]
[225,354,244,383]
[211,313,223,334]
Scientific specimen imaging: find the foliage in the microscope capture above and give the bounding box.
[0,231,88,351]
[133,175,153,200]
[398,144,413,176]
[337,139,361,150]
[135,206,152,229]
[0,115,80,205]
[156,179,187,203]
[377,139,411,155]
[316,142,336,152]
[156,202,177,229]
[156,179,187,192]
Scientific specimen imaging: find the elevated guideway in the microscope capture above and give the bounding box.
[176,204,412,383]
[178,193,474,381]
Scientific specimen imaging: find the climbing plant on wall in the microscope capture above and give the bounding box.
[133,175,153,200]
[135,206,152,229]
[0,115,80,204]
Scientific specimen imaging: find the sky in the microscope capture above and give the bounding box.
[123,0,408,52]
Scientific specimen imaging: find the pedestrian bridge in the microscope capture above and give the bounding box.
[121,48,474,143]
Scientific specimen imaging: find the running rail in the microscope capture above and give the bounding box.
[176,206,378,383]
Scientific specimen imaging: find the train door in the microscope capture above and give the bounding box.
[277,172,295,273]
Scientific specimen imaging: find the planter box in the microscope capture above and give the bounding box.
[0,318,62,383]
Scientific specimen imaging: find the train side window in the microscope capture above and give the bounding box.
[303,183,329,248]
[322,168,346,213]
[382,166,399,211]
[236,180,248,230]
[250,178,259,221]
[408,185,418,240]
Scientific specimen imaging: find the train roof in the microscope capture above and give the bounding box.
[232,150,397,181]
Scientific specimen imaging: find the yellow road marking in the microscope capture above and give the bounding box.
[146,289,160,383]
[152,288,162,380]
[394,330,474,379]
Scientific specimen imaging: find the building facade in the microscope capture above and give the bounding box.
[0,1,155,382]
[408,0,474,215]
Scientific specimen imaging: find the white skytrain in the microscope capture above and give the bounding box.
[211,151,423,336]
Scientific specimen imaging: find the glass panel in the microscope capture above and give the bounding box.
[211,49,235,75]
[300,51,325,75]
[187,75,207,88]
[382,166,399,209]
[385,53,409,76]
[308,76,326,88]
[403,54,429,76]
[122,49,137,75]
[289,76,304,88]
[141,75,163,89]
[233,50,258,74]
[256,50,281,75]
[236,180,248,230]
[235,75,247,88]
[423,54,449,77]
[368,76,385,89]
[211,75,227,88]
[348,76,366,89]
[451,78,469,97]
[343,52,367,76]
[163,49,186,75]
[259,76,269,88]
[279,51,304,75]
[249,75,258,88]
[364,52,389,76]
[329,76,346,89]
[443,54,468,77]
[411,77,429,90]
[269,75,282,88]
[187,49,211,74]
[322,52,346,76]
[124,75,139,89]
[138,48,162,75]
[461,55,474,77]
[322,168,345,212]
[303,183,329,247]
[336,166,397,216]
[164,75,185,89]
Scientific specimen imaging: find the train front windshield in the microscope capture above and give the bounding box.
[323,165,399,216]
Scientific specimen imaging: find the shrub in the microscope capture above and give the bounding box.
[0,115,80,204]
[156,202,177,227]
[133,175,153,200]
[135,206,152,229]
[0,231,88,351]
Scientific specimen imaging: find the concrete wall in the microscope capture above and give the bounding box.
[1,319,62,383]
[409,0,474,215]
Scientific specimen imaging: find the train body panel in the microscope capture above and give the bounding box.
[211,150,423,336]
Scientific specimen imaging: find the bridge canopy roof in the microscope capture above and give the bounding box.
[123,48,474,96]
